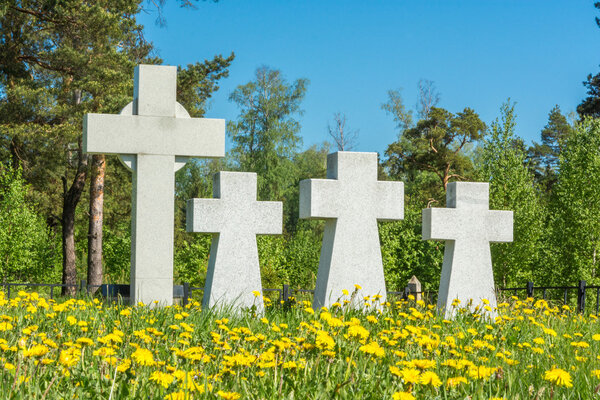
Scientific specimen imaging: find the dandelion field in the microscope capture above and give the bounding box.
[0,290,599,399]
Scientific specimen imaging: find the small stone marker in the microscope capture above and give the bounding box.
[84,65,225,306]
[299,152,404,309]
[408,275,422,301]
[422,182,513,318]
[187,172,282,312]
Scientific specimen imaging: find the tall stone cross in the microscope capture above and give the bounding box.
[422,182,513,318]
[300,152,404,309]
[83,65,225,306]
[187,172,282,312]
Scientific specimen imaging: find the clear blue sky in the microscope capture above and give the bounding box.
[137,1,599,155]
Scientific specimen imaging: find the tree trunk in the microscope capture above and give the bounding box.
[87,154,105,293]
[61,136,88,296]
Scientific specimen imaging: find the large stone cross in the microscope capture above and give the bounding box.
[186,172,282,312]
[422,182,513,318]
[300,152,404,309]
[83,65,225,306]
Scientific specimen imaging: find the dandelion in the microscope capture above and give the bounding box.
[217,390,241,400]
[149,371,174,388]
[544,368,573,388]
[392,392,415,400]
[359,341,385,358]
[446,376,468,387]
[131,348,155,366]
[22,344,49,358]
[419,371,442,387]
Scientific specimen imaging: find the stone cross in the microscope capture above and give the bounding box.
[186,172,282,312]
[299,152,404,309]
[422,182,513,318]
[83,65,225,306]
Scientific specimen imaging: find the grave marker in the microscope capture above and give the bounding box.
[84,65,225,306]
[422,182,513,318]
[187,172,282,312]
[300,152,404,309]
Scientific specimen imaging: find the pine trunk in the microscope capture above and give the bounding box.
[87,154,105,293]
[61,136,88,296]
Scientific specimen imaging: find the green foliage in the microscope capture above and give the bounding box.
[102,221,131,284]
[0,166,60,283]
[476,101,544,286]
[227,66,308,203]
[545,118,600,285]
[174,234,211,288]
[257,227,322,290]
[528,105,573,192]
[176,54,235,118]
[379,205,443,292]
[385,107,485,204]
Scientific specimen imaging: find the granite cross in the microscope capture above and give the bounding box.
[422,182,513,318]
[186,172,282,312]
[299,152,404,309]
[83,65,225,306]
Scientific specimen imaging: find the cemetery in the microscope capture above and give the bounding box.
[2,2,600,399]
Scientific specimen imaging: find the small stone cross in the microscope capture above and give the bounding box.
[299,152,404,309]
[187,172,282,312]
[422,182,513,318]
[83,65,225,306]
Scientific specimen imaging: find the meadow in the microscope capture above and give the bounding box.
[0,289,598,399]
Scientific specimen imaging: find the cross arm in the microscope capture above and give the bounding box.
[422,208,462,240]
[186,199,225,234]
[375,181,404,221]
[83,114,225,157]
[252,202,283,235]
[299,179,340,220]
[486,210,513,243]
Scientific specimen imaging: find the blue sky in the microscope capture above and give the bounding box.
[137,1,600,155]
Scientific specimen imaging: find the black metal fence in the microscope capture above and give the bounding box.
[2,279,599,314]
[499,280,600,314]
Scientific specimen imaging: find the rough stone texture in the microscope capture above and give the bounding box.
[83,65,225,306]
[299,152,404,309]
[422,182,513,318]
[187,172,282,312]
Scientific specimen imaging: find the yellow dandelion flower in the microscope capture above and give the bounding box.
[150,371,174,388]
[217,390,241,400]
[392,392,415,400]
[399,368,421,384]
[419,370,442,387]
[22,344,49,358]
[131,348,155,366]
[359,341,385,358]
[446,376,468,387]
[544,368,573,388]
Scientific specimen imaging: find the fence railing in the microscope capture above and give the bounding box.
[498,280,600,314]
[3,279,599,314]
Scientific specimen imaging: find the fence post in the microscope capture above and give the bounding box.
[80,279,87,295]
[402,286,410,300]
[408,276,422,301]
[183,282,189,307]
[526,281,534,298]
[577,280,586,313]
[282,284,290,303]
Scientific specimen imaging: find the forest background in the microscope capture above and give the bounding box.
[2,0,600,295]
